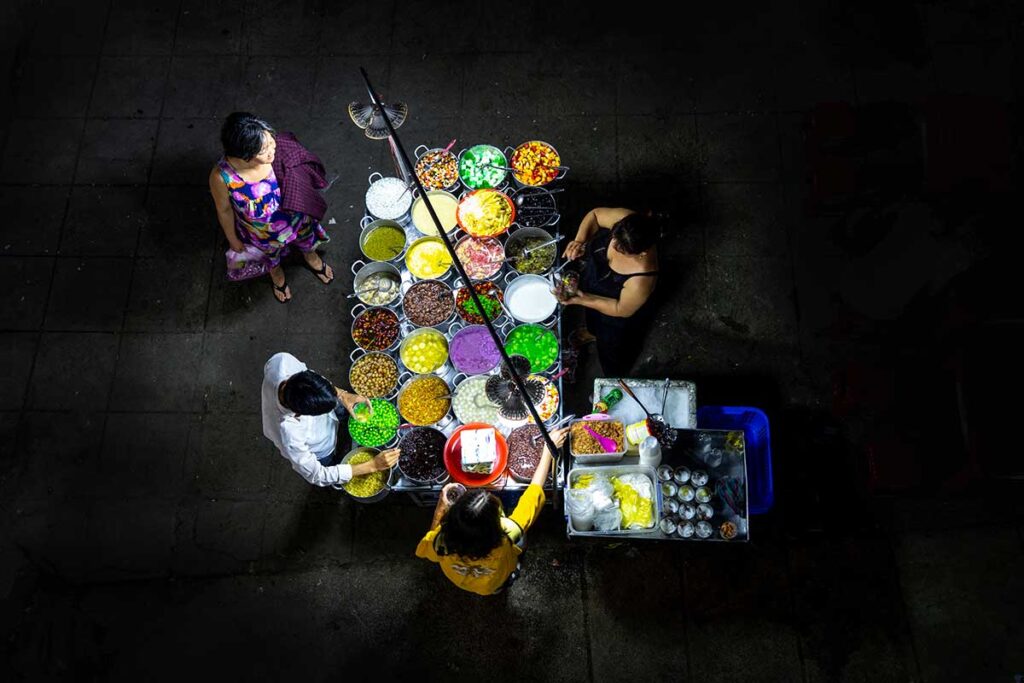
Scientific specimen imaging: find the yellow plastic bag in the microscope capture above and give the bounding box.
[611,475,655,529]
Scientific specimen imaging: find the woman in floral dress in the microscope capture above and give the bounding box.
[209,113,333,303]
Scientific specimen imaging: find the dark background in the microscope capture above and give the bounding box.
[0,0,1021,680]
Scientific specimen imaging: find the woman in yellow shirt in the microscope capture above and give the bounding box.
[415,428,569,596]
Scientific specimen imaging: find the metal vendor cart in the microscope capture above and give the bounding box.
[564,378,751,542]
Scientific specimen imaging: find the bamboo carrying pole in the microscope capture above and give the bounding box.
[359,68,564,505]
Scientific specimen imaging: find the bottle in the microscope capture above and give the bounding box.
[593,387,623,413]
[638,435,662,468]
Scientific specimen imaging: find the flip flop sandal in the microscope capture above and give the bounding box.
[272,280,291,304]
[304,258,334,285]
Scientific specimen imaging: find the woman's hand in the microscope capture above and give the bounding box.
[337,388,371,416]
[228,237,246,253]
[555,290,586,307]
[563,239,586,261]
[372,448,400,471]
[548,426,570,450]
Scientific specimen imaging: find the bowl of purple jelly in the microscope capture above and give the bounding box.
[449,324,502,375]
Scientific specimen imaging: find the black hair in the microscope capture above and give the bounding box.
[610,212,660,255]
[281,370,338,416]
[438,490,504,560]
[221,112,275,160]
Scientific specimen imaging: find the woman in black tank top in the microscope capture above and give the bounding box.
[558,209,659,376]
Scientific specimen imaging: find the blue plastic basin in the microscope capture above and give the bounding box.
[697,406,774,515]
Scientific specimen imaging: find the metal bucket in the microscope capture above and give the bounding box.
[504,273,558,324]
[414,145,461,193]
[505,226,558,275]
[457,144,508,190]
[509,186,560,229]
[358,216,408,263]
[505,141,568,189]
[398,325,451,376]
[365,172,413,223]
[410,189,460,237]
[400,278,456,328]
[405,235,454,281]
[397,426,451,485]
[332,446,396,503]
[348,349,400,399]
[350,304,401,352]
[352,260,402,307]
[453,234,505,282]
[396,374,454,427]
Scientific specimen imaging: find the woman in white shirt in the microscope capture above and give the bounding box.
[262,352,397,487]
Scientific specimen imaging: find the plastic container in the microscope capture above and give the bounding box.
[696,406,773,514]
[566,464,661,535]
[569,419,626,464]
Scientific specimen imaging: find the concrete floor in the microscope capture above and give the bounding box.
[1,0,1022,680]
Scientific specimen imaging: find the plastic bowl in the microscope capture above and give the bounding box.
[443,423,509,487]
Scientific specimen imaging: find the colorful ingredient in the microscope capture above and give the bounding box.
[342,451,389,497]
[507,425,545,480]
[365,177,413,220]
[510,140,561,186]
[507,235,556,274]
[357,271,400,306]
[398,427,447,481]
[526,374,559,423]
[398,375,451,425]
[406,237,453,279]
[403,280,454,327]
[348,399,399,447]
[361,225,406,261]
[720,521,738,540]
[349,352,399,398]
[457,189,514,237]
[411,191,458,236]
[415,149,459,190]
[449,325,501,374]
[452,375,500,425]
[352,307,400,351]
[454,236,503,279]
[455,281,504,324]
[458,145,507,189]
[399,328,448,373]
[570,420,624,455]
[504,324,558,373]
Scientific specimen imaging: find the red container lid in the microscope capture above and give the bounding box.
[443,423,509,487]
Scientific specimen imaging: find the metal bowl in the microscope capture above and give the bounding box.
[334,447,395,503]
[397,374,452,427]
[401,278,456,328]
[353,261,402,307]
[507,140,567,188]
[505,227,557,275]
[350,305,401,352]
[358,217,408,263]
[397,426,450,484]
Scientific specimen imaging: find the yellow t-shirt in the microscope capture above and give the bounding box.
[415,484,546,596]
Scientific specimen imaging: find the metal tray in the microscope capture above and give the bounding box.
[355,159,568,497]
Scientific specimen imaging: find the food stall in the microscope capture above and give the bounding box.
[341,140,570,506]
[563,378,751,542]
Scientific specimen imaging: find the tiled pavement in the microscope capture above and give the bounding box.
[1,0,1022,680]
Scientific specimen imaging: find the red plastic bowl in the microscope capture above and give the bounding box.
[444,423,509,487]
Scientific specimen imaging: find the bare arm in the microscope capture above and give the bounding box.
[530,427,569,487]
[565,207,637,260]
[209,168,244,251]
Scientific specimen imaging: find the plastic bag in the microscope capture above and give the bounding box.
[593,505,622,531]
[566,489,596,531]
[225,244,272,282]
[611,474,655,529]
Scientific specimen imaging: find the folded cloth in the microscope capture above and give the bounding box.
[272,132,328,221]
